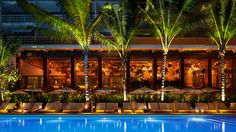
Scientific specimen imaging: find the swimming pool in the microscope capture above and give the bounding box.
[0,115,236,132]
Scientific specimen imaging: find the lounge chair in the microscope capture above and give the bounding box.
[38,102,62,113]
[6,103,17,113]
[96,103,106,113]
[216,102,228,113]
[31,103,43,112]
[175,103,195,113]
[15,103,32,113]
[229,103,236,113]
[158,103,173,113]
[195,103,208,113]
[105,103,118,113]
[135,103,146,113]
[148,102,159,112]
[123,102,132,113]
[0,102,10,113]
[63,103,85,113]
[207,103,217,113]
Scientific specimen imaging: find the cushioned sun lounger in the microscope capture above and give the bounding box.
[148,102,159,112]
[216,102,228,113]
[228,102,236,113]
[31,103,43,112]
[158,103,173,113]
[134,103,146,113]
[38,102,62,113]
[105,103,118,113]
[175,103,195,113]
[195,103,208,113]
[15,103,32,113]
[63,103,85,113]
[123,102,132,113]
[96,103,106,113]
[0,102,10,113]
[207,103,217,113]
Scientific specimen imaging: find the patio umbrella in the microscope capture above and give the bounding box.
[56,86,76,93]
[95,88,117,95]
[181,88,203,94]
[201,87,219,93]
[12,89,27,95]
[24,88,44,102]
[129,86,156,94]
[24,88,44,93]
[47,90,64,95]
[157,86,181,93]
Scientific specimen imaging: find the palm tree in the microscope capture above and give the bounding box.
[0,34,21,101]
[16,0,110,101]
[94,0,137,101]
[0,34,21,66]
[202,0,236,101]
[139,0,195,101]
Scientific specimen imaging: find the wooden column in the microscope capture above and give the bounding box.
[180,54,185,88]
[207,53,212,87]
[126,55,130,92]
[71,56,75,89]
[43,56,48,90]
[98,55,102,89]
[152,54,157,90]
[232,58,236,93]
[16,56,21,89]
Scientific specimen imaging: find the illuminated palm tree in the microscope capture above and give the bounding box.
[202,0,236,101]
[94,0,137,101]
[139,0,195,101]
[16,0,110,101]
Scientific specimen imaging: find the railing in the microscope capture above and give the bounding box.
[2,14,89,23]
[6,35,78,44]
[2,14,35,23]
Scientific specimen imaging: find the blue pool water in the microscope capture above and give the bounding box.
[0,115,236,132]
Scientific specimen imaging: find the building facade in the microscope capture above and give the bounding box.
[1,0,236,94]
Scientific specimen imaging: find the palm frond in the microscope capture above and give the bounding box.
[94,32,121,56]
[203,0,236,49]
[16,0,80,37]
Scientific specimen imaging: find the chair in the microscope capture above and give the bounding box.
[175,103,195,113]
[39,102,62,113]
[105,103,118,113]
[96,103,106,113]
[229,103,236,113]
[31,103,43,112]
[63,103,85,113]
[6,103,16,113]
[216,102,228,113]
[207,103,217,113]
[195,103,208,113]
[148,102,159,113]
[0,102,10,113]
[158,103,173,113]
[123,102,132,113]
[135,103,146,113]
[15,103,33,113]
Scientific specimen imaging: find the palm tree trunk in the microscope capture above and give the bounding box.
[122,56,127,101]
[83,49,90,101]
[161,53,167,101]
[220,53,225,101]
